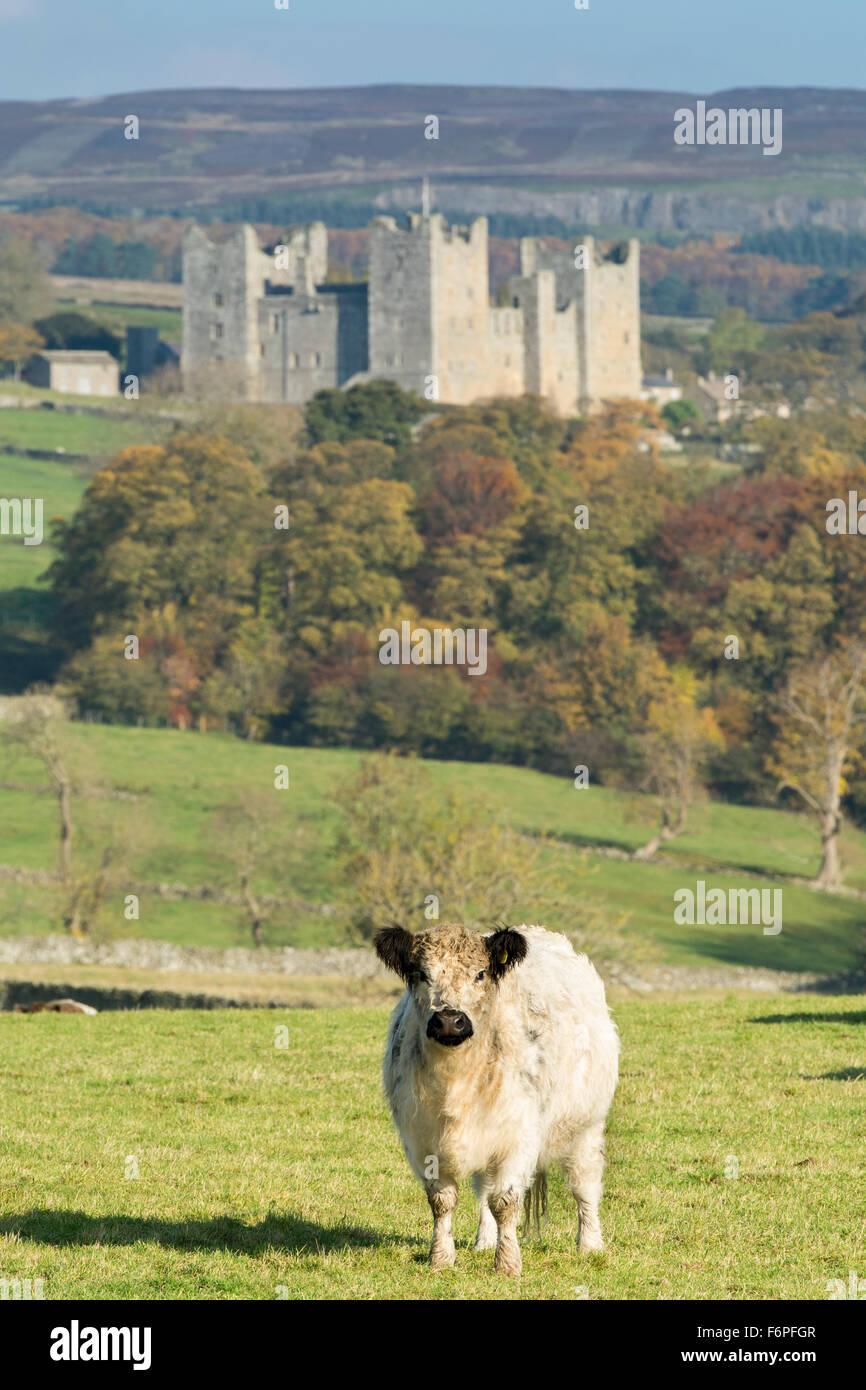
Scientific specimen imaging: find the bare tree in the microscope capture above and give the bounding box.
[0,693,138,937]
[334,755,627,959]
[0,694,83,931]
[769,641,866,891]
[211,790,303,947]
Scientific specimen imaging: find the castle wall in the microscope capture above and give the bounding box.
[264,223,328,291]
[182,224,264,397]
[510,271,579,415]
[430,217,490,405]
[487,305,525,397]
[519,234,641,409]
[256,284,367,405]
[368,215,434,395]
[583,239,642,408]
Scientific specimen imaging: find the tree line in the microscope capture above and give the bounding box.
[37,378,866,892]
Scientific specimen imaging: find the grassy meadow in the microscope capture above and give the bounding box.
[0,722,865,974]
[0,994,862,1300]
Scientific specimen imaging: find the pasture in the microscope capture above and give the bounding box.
[1,723,865,973]
[0,994,862,1300]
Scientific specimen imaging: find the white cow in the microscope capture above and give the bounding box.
[374,921,619,1276]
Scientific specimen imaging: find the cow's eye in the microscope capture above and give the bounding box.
[475,970,486,982]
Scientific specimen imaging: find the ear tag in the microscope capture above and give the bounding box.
[499,949,508,965]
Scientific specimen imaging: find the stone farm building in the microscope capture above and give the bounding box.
[182,213,642,415]
[29,350,119,397]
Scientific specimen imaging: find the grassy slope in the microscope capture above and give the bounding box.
[1,725,865,973]
[0,408,167,458]
[0,996,862,1300]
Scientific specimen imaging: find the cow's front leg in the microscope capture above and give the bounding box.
[472,1174,497,1251]
[425,1179,458,1271]
[489,1185,523,1277]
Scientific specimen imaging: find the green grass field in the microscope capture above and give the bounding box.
[0,407,168,458]
[0,995,862,1300]
[1,723,865,974]
[81,301,183,342]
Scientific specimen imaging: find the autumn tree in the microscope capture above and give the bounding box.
[768,640,866,891]
[0,322,44,380]
[633,670,724,860]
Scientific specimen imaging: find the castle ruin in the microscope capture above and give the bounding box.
[182,213,641,415]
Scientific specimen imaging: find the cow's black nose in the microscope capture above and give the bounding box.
[427,1009,473,1046]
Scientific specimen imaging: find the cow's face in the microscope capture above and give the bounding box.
[374,923,528,1049]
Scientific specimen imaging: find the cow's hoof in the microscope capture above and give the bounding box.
[429,1241,456,1271]
[578,1232,604,1254]
[493,1240,522,1277]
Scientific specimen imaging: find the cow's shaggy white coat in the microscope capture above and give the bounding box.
[375,922,619,1276]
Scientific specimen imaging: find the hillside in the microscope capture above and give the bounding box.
[3,86,866,232]
[1,725,864,975]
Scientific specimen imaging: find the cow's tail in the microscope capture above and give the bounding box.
[521,1170,548,1240]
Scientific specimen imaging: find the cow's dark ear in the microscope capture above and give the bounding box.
[373,926,416,982]
[485,928,528,981]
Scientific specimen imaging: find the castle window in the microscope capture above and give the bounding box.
[214,293,223,307]
[467,287,474,299]
[288,352,299,368]
[505,355,511,367]
[312,352,322,367]
[624,332,630,344]
[272,315,280,334]
[210,323,223,341]
[512,297,519,309]
[468,318,474,330]
[260,344,265,357]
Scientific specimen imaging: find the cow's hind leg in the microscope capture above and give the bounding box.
[472,1173,497,1251]
[563,1122,606,1254]
[425,1178,459,1271]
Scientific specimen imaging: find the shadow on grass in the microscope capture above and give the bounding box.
[750,1012,866,1026]
[801,1068,865,1081]
[0,1209,422,1256]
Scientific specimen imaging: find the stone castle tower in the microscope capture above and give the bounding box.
[182,213,641,414]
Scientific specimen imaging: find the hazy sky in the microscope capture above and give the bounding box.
[0,0,862,101]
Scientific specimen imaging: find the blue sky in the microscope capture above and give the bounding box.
[0,0,862,100]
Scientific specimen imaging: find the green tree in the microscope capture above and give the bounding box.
[661,398,701,432]
[34,311,121,357]
[304,379,424,448]
[0,322,44,380]
[0,238,52,326]
[700,308,767,375]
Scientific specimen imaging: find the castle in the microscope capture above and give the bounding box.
[182,212,642,415]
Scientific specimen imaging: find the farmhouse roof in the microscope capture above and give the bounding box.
[35,350,118,365]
